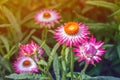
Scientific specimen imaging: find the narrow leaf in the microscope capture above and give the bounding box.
[65,47,70,62]
[6,73,49,80]
[53,54,60,80]
[0,35,9,52]
[117,45,120,58]
[48,43,60,67]
[22,29,36,43]
[37,60,48,66]
[0,57,12,73]
[20,12,36,24]
[86,1,120,11]
[110,9,120,17]
[32,36,51,56]
[0,6,22,39]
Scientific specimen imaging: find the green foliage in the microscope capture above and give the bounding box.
[48,43,60,67]
[53,54,60,80]
[0,6,22,40]
[86,0,120,11]
[67,72,91,80]
[0,0,120,79]
[32,36,51,56]
[6,73,49,80]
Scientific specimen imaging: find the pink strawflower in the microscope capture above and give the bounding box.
[19,41,44,57]
[54,22,90,47]
[34,9,61,28]
[73,35,105,64]
[13,56,38,73]
[34,48,44,62]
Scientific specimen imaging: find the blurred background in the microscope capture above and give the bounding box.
[0,0,120,79]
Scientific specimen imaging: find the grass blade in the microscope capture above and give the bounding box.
[0,35,9,53]
[32,36,51,56]
[86,1,120,11]
[48,43,60,67]
[53,54,60,80]
[0,6,22,40]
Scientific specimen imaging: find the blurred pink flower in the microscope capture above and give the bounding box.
[34,9,61,28]
[73,35,105,64]
[54,22,90,47]
[19,41,44,61]
[13,56,38,73]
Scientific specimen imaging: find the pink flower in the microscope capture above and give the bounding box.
[13,56,38,73]
[19,41,44,57]
[73,35,105,64]
[18,41,44,62]
[34,9,61,28]
[54,22,90,47]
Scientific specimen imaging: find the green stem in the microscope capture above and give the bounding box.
[61,45,66,80]
[62,70,66,80]
[70,48,74,80]
[42,27,48,41]
[82,63,89,73]
[38,65,54,80]
[41,27,48,48]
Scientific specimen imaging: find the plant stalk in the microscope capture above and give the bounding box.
[82,63,89,73]
[70,48,74,80]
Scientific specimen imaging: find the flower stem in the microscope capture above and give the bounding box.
[41,27,48,47]
[38,64,54,80]
[61,45,66,80]
[70,48,74,80]
[42,27,48,41]
[82,63,89,73]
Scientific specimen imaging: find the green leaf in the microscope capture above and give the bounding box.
[0,57,12,73]
[37,60,48,66]
[67,72,91,80]
[103,44,114,48]
[117,44,120,58]
[53,54,60,80]
[20,12,36,24]
[110,9,120,17]
[32,36,51,56]
[48,43,60,67]
[86,1,120,11]
[86,76,120,80]
[4,44,18,59]
[61,59,66,71]
[22,29,36,43]
[65,47,70,62]
[118,24,120,31]
[86,23,109,30]
[6,73,49,80]
[0,6,22,40]
[0,35,9,53]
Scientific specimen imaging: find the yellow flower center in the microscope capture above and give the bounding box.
[64,22,79,35]
[23,60,31,67]
[43,12,51,18]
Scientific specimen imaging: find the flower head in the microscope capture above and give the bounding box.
[34,9,61,28]
[13,56,38,73]
[19,41,44,57]
[54,22,90,47]
[73,36,105,64]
